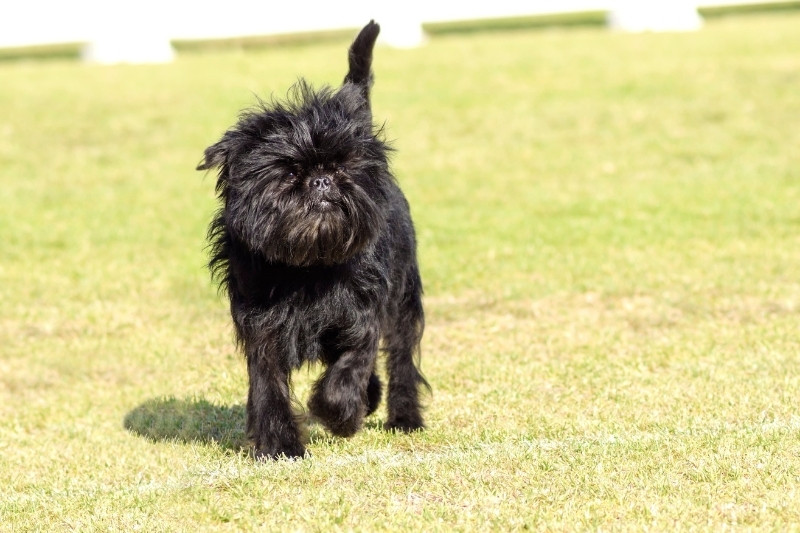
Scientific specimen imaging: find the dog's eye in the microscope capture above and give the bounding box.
[335,166,345,175]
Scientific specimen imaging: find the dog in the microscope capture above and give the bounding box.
[198,21,427,459]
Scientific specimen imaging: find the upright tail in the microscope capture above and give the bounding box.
[344,20,380,103]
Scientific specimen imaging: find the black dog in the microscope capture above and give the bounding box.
[198,21,427,459]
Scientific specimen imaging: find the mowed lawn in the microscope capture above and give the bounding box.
[2,12,800,531]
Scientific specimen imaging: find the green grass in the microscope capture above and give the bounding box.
[2,12,800,531]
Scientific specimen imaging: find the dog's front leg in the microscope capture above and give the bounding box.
[308,322,379,438]
[246,346,305,460]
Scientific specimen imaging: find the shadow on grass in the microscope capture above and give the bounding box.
[125,398,393,454]
[124,397,248,452]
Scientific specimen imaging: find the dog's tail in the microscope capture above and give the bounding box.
[344,20,380,103]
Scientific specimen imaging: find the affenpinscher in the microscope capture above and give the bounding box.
[198,21,427,459]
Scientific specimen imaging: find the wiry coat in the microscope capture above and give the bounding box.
[198,21,426,459]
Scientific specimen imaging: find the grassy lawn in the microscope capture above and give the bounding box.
[2,12,800,531]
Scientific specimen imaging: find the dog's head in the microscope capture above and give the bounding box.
[199,21,392,267]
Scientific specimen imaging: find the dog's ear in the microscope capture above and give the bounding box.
[197,133,235,171]
[343,20,380,107]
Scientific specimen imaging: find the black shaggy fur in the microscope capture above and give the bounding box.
[198,21,427,459]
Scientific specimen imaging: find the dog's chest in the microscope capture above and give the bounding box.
[263,270,381,366]
[273,287,357,366]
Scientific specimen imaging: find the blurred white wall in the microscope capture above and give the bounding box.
[0,0,791,61]
[1,1,604,48]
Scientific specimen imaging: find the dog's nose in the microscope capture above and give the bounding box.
[311,176,332,192]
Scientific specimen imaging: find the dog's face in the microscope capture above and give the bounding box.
[200,82,392,267]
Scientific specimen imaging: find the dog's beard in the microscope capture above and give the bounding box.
[227,176,383,267]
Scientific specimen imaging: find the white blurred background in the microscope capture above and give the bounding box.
[0,1,787,62]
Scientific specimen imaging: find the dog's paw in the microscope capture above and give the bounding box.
[253,442,307,461]
[308,388,365,438]
[384,413,425,433]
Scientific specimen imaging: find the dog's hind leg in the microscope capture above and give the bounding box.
[365,372,382,416]
[383,275,427,432]
[308,322,379,437]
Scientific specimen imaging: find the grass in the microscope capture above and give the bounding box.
[2,11,800,531]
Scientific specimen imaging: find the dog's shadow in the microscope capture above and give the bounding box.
[124,397,248,452]
[124,397,391,453]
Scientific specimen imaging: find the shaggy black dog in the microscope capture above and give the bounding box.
[198,21,427,459]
